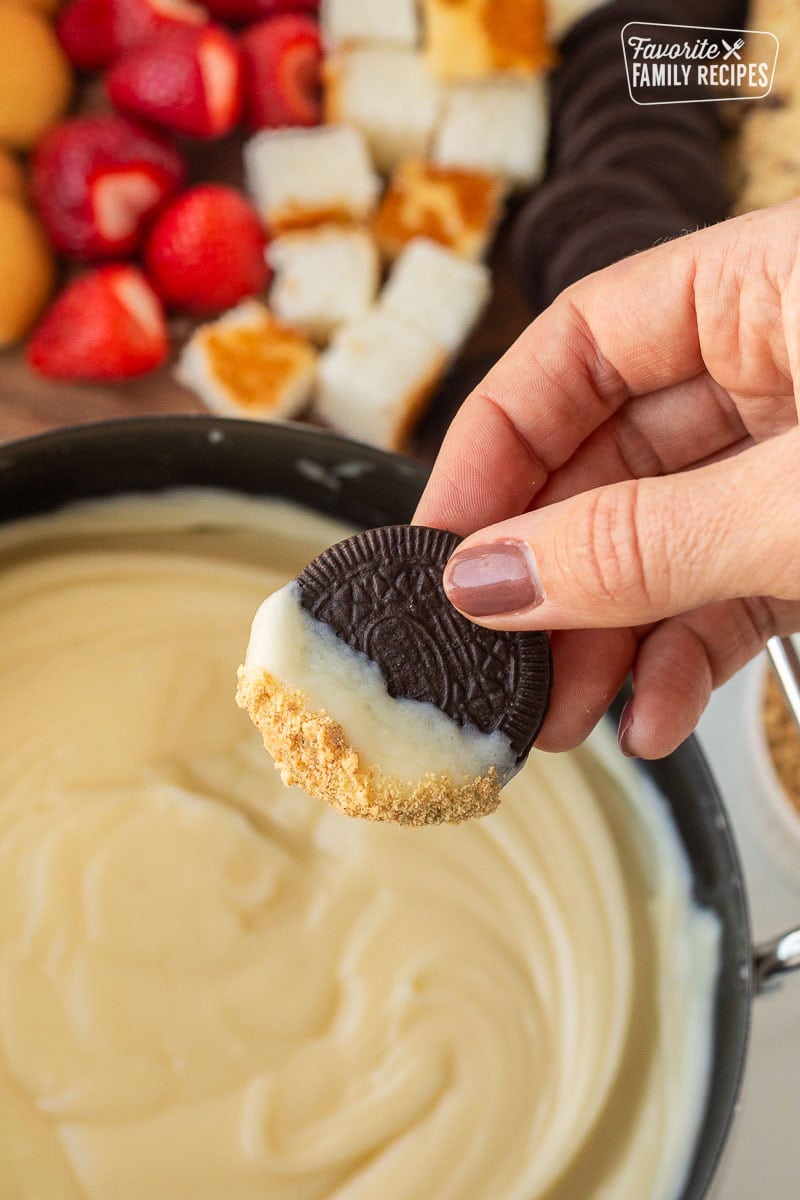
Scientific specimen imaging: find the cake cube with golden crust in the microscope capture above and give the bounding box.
[268,224,380,344]
[244,125,380,234]
[380,237,491,358]
[314,309,445,450]
[422,0,552,80]
[324,48,442,174]
[373,158,506,261]
[175,301,317,421]
[434,75,549,189]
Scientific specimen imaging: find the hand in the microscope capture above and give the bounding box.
[415,201,800,759]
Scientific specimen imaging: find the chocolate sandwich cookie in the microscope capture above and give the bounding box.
[552,62,722,154]
[557,0,676,60]
[550,28,634,118]
[510,168,690,312]
[551,59,633,137]
[541,208,690,308]
[586,126,730,225]
[236,525,552,826]
[553,100,722,170]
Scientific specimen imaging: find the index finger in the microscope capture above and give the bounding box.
[415,219,712,536]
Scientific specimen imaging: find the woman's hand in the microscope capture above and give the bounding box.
[415,201,800,759]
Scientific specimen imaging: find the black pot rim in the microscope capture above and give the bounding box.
[0,412,753,1200]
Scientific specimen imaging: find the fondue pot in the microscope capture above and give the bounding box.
[0,414,798,1200]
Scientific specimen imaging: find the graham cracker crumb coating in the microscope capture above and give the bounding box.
[236,665,502,826]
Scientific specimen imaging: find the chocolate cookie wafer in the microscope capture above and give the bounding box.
[559,0,747,59]
[553,100,723,170]
[237,526,552,826]
[552,60,722,151]
[557,0,675,59]
[510,167,690,311]
[542,209,689,306]
[585,126,730,224]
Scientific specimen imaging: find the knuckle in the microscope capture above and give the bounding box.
[570,482,661,611]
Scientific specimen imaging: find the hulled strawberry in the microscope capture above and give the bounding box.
[57,0,208,72]
[28,265,168,380]
[241,14,321,130]
[204,0,316,21]
[107,24,242,139]
[32,116,186,260]
[144,184,268,314]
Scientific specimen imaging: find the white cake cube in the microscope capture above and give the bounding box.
[321,0,419,50]
[380,237,491,356]
[434,75,549,189]
[325,48,442,174]
[175,301,317,421]
[315,310,446,450]
[244,125,380,233]
[268,224,380,344]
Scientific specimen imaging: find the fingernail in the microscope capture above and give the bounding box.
[444,540,544,618]
[618,699,635,758]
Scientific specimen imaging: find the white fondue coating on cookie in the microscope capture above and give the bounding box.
[0,492,718,1200]
[245,581,516,784]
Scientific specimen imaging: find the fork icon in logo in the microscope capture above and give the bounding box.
[722,37,745,60]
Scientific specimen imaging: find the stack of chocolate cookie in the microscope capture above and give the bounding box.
[512,0,746,311]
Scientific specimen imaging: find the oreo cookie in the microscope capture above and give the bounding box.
[586,126,730,225]
[553,100,722,169]
[510,168,690,311]
[551,59,633,136]
[542,208,690,307]
[296,525,553,763]
[550,27,633,117]
[557,0,676,58]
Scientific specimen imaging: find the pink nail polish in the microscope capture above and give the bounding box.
[444,540,544,618]
[618,700,636,757]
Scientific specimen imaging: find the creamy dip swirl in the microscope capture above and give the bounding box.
[0,493,719,1200]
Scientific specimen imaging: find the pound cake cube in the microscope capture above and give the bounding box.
[320,0,419,50]
[176,301,317,421]
[373,158,506,261]
[434,76,549,189]
[324,48,442,174]
[244,125,380,234]
[381,237,491,357]
[315,309,445,450]
[422,0,552,79]
[268,224,380,343]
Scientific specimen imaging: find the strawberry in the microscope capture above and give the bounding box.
[241,15,322,130]
[57,0,208,72]
[32,116,186,260]
[107,25,242,139]
[144,184,268,314]
[204,0,316,22]
[28,266,168,380]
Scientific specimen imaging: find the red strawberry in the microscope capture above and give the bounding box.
[144,185,268,314]
[28,266,168,380]
[32,116,186,260]
[107,25,242,139]
[57,0,208,71]
[204,0,316,21]
[241,15,321,130]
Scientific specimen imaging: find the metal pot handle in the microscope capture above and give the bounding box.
[754,928,800,990]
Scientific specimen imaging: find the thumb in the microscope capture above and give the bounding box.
[442,429,800,630]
